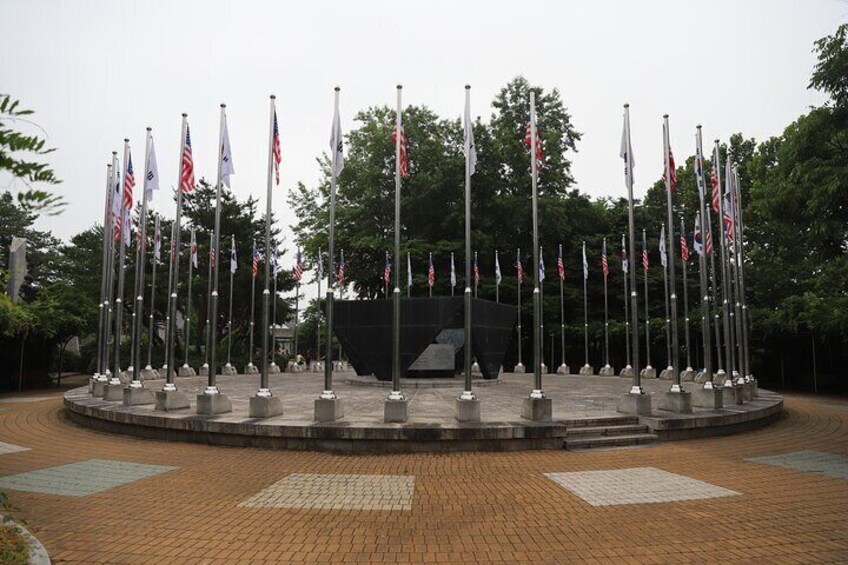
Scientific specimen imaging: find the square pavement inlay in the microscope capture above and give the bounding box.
[0,459,177,497]
[239,473,415,511]
[0,441,29,455]
[746,450,848,481]
[545,467,740,506]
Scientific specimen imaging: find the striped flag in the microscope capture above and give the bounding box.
[723,194,735,244]
[123,151,135,211]
[337,250,346,284]
[181,123,195,193]
[680,223,690,261]
[392,124,409,177]
[621,235,629,274]
[557,244,565,281]
[706,230,714,256]
[525,118,543,165]
[473,251,480,288]
[517,251,524,285]
[273,111,282,185]
[190,229,198,268]
[710,147,720,213]
[384,252,392,285]
[427,253,435,288]
[293,249,303,281]
[210,243,216,267]
[642,245,649,273]
[252,242,260,278]
[601,240,609,278]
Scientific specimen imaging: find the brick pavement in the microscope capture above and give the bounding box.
[0,390,846,563]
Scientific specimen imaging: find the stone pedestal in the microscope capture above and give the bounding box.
[123,387,154,406]
[640,366,657,379]
[617,392,652,415]
[244,363,259,375]
[141,367,160,380]
[658,390,693,414]
[556,364,570,375]
[178,365,196,377]
[715,370,729,386]
[513,363,525,374]
[619,366,635,378]
[196,393,232,415]
[384,399,409,423]
[221,363,238,376]
[154,390,190,411]
[738,382,752,402]
[88,376,98,394]
[692,387,723,410]
[455,398,481,422]
[598,365,615,376]
[520,397,552,421]
[750,378,758,398]
[659,367,674,380]
[199,364,209,376]
[92,380,107,397]
[102,383,124,401]
[314,398,344,422]
[268,363,280,374]
[540,363,548,374]
[694,371,708,384]
[681,369,697,382]
[721,384,738,407]
[249,395,283,418]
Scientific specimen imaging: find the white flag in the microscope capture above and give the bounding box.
[659,227,668,268]
[153,222,161,262]
[450,252,457,288]
[122,208,131,248]
[144,136,159,201]
[190,229,198,268]
[464,89,477,175]
[538,249,545,282]
[582,242,588,280]
[406,252,412,287]
[620,112,635,182]
[220,112,235,187]
[111,171,121,230]
[330,96,344,177]
[230,237,237,274]
[495,251,502,285]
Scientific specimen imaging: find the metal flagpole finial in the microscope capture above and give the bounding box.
[146,127,152,133]
[397,84,402,90]
[270,94,276,100]
[220,103,226,109]
[182,113,187,118]
[697,124,702,130]
[663,113,669,119]
[465,84,471,90]
[124,138,129,143]
[334,86,340,92]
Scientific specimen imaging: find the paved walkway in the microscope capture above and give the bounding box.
[0,389,846,563]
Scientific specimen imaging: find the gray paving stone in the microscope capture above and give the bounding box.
[544,467,739,506]
[0,458,177,496]
[745,450,848,481]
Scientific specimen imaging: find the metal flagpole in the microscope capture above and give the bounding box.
[680,217,693,373]
[202,232,213,374]
[583,242,590,368]
[728,163,745,387]
[516,248,524,372]
[622,234,632,372]
[540,247,545,372]
[162,219,176,377]
[225,235,235,370]
[272,253,278,368]
[661,225,672,375]
[451,252,455,297]
[386,84,406,416]
[182,228,196,375]
[104,152,120,380]
[145,216,160,373]
[129,199,140,375]
[164,116,189,394]
[294,270,300,360]
[316,248,322,365]
[602,238,610,370]
[205,106,227,395]
[110,140,131,386]
[697,128,718,383]
[642,228,652,375]
[495,250,500,304]
[733,167,753,382]
[130,130,153,388]
[94,162,112,386]
[459,84,477,410]
[559,244,566,372]
[247,240,257,372]
[622,105,642,393]
[662,116,681,392]
[714,140,734,386]
[528,90,546,405]
[407,251,411,298]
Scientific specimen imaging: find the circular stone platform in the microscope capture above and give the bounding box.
[64,373,783,453]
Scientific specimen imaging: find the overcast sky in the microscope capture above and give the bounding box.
[2,0,846,253]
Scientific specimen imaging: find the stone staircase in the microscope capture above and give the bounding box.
[564,416,658,450]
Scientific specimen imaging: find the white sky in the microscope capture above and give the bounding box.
[2,0,846,253]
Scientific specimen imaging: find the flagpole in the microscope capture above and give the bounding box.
[662,116,682,394]
[224,235,235,372]
[247,239,256,372]
[516,248,524,373]
[129,130,153,389]
[458,84,477,412]
[522,89,549,419]
[145,216,160,375]
[316,248,322,368]
[451,252,455,297]
[103,152,119,382]
[182,227,196,375]
[680,217,693,375]
[407,251,411,298]
[696,127,717,386]
[558,244,566,373]
[642,228,652,376]
[584,241,590,370]
[94,162,112,388]
[714,140,734,388]
[294,271,300,360]
[253,94,282,415]
[109,139,131,387]
[473,251,478,299]
[661,224,672,376]
[201,232,213,375]
[622,105,643,397]
[540,246,545,373]
[495,250,500,304]
[728,162,745,388]
[162,218,176,378]
[622,234,632,373]
[272,253,278,370]
[603,239,610,372]
[128,197,141,376]
[733,166,753,384]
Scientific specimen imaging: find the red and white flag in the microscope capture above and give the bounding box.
[427,253,435,288]
[272,111,282,185]
[642,245,649,273]
[557,244,565,281]
[181,122,195,193]
[517,251,524,285]
[601,240,609,278]
[392,124,409,177]
[525,118,543,165]
[680,223,690,261]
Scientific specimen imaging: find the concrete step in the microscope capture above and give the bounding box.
[564,433,659,451]
[563,416,639,428]
[565,424,650,439]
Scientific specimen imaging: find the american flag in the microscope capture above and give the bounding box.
[517,254,524,285]
[293,250,303,282]
[252,243,260,278]
[123,152,135,211]
[473,252,480,287]
[427,253,435,288]
[602,244,609,278]
[181,123,195,193]
[664,144,677,193]
[642,246,649,272]
[524,119,543,165]
[391,124,409,177]
[384,252,392,285]
[272,111,282,185]
[557,245,565,280]
[209,245,216,267]
[337,251,346,284]
[680,229,690,261]
[706,230,714,256]
[723,195,735,244]
[710,150,720,213]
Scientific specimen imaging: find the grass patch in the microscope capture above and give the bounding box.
[0,524,29,565]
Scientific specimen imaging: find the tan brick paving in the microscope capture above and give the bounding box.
[0,391,846,563]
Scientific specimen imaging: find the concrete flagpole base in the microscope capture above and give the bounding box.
[715,369,729,386]
[88,375,99,394]
[598,365,615,376]
[540,363,548,375]
[198,364,209,376]
[658,390,693,414]
[196,393,233,415]
[720,384,739,406]
[141,366,160,380]
[154,390,190,411]
[692,386,723,410]
[513,363,525,374]
[384,399,409,423]
[521,397,553,421]
[250,395,284,418]
[92,380,107,397]
[616,392,652,415]
[243,363,259,375]
[640,365,657,379]
[556,363,570,375]
[102,383,124,401]
[221,363,238,376]
[178,365,196,377]
[619,365,635,378]
[455,398,481,422]
[578,364,595,376]
[268,363,281,374]
[123,386,155,406]
[680,368,697,381]
[659,366,675,380]
[314,398,344,422]
[739,382,752,402]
